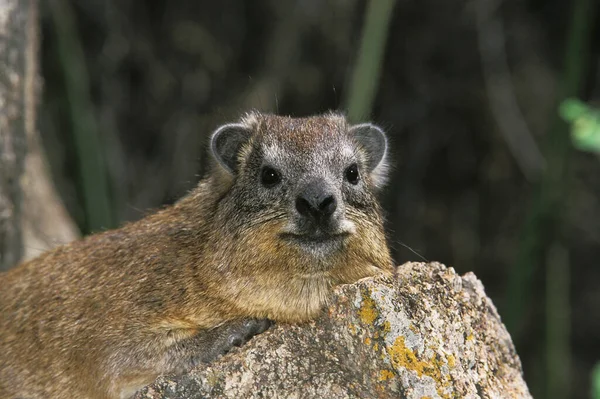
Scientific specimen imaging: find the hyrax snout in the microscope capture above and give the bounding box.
[294,179,338,230]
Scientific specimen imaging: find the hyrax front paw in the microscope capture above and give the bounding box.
[217,318,272,356]
[186,318,272,368]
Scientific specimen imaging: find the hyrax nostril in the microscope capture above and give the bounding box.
[319,196,336,218]
[295,196,313,218]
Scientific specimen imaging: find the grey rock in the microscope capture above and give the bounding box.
[135,262,531,398]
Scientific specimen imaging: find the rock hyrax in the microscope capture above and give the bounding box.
[0,112,393,399]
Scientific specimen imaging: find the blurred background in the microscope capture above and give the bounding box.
[38,0,598,397]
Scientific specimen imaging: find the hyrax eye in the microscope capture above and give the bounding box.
[260,166,281,188]
[345,164,360,185]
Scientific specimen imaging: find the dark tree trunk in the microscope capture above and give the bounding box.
[0,0,30,271]
[0,0,78,271]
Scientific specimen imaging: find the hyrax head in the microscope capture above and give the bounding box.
[209,112,391,275]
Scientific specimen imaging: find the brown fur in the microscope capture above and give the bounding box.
[0,113,393,399]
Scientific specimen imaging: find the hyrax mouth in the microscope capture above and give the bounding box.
[279,231,351,254]
[281,232,350,242]
[279,217,356,250]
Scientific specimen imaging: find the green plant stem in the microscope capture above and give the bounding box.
[345,0,397,123]
[592,362,600,399]
[49,0,114,232]
[545,244,570,399]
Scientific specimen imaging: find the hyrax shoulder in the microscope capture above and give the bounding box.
[0,112,393,399]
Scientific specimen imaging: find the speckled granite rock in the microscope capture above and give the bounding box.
[135,262,531,398]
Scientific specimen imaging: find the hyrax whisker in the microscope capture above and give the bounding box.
[242,212,288,231]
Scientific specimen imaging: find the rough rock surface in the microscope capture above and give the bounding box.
[136,262,531,399]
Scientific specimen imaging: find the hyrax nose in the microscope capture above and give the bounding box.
[295,181,337,223]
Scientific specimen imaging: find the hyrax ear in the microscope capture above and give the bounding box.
[350,123,389,188]
[210,124,253,174]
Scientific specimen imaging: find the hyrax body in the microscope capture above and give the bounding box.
[0,112,393,399]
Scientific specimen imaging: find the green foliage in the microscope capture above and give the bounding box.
[593,362,600,399]
[345,0,397,123]
[507,0,597,397]
[559,98,600,153]
[50,0,115,233]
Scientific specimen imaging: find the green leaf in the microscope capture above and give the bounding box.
[559,98,589,121]
[559,98,600,153]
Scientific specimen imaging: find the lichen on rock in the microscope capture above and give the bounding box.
[135,262,531,399]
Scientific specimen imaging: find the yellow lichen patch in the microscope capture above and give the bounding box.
[348,323,357,335]
[206,371,220,387]
[358,293,378,325]
[379,369,395,381]
[364,337,372,345]
[387,336,432,377]
[386,336,454,399]
[446,354,456,368]
[466,334,474,341]
[383,320,392,334]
